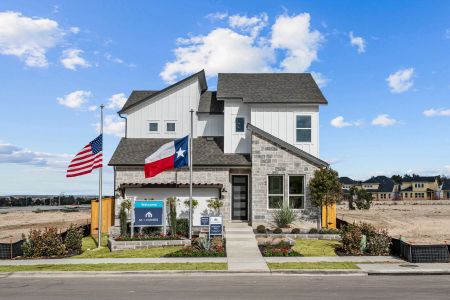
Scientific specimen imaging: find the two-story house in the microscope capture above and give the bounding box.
[109,70,328,229]
[339,176,397,201]
[399,176,439,200]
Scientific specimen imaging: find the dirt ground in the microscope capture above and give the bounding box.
[337,203,450,244]
[0,209,90,243]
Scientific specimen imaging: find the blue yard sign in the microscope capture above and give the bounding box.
[133,200,164,226]
[200,216,210,226]
[209,216,223,238]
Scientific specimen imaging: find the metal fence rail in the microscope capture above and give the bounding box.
[0,240,24,259]
[391,238,450,263]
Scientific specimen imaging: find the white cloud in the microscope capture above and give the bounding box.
[0,142,70,168]
[69,26,80,34]
[386,68,414,93]
[423,108,450,117]
[161,12,323,83]
[57,90,92,109]
[330,116,363,128]
[105,53,135,67]
[0,11,63,67]
[88,105,97,111]
[330,116,352,128]
[228,13,268,36]
[96,115,125,137]
[60,48,91,70]
[160,27,274,83]
[349,31,366,54]
[107,93,127,110]
[205,12,228,21]
[311,72,328,88]
[271,13,323,72]
[372,114,397,126]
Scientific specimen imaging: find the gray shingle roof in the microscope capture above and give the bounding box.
[217,73,328,104]
[198,91,223,114]
[119,70,207,113]
[441,180,450,190]
[339,177,356,184]
[403,176,437,183]
[109,137,251,167]
[246,123,328,168]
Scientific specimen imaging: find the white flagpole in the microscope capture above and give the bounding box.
[97,104,104,248]
[189,109,194,240]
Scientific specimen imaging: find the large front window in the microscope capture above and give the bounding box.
[289,175,305,209]
[296,115,311,143]
[268,175,283,209]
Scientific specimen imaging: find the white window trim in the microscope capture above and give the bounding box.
[267,174,284,210]
[295,114,313,144]
[164,120,176,134]
[288,175,306,210]
[234,116,246,134]
[148,120,160,134]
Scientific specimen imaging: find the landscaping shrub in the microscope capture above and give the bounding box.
[256,225,266,234]
[207,198,224,216]
[308,228,319,234]
[166,197,178,236]
[119,206,128,236]
[167,237,226,257]
[340,224,363,255]
[366,228,391,256]
[64,224,83,255]
[319,228,340,234]
[176,218,189,237]
[273,227,282,234]
[260,241,299,257]
[291,228,301,234]
[22,227,66,258]
[271,205,298,228]
[354,189,372,210]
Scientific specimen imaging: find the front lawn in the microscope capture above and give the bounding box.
[73,236,182,258]
[293,240,341,257]
[268,262,359,270]
[0,263,227,272]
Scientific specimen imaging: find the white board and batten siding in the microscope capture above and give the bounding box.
[197,114,224,137]
[251,104,320,157]
[126,78,201,138]
[224,100,251,154]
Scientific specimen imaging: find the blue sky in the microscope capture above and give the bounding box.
[0,1,449,195]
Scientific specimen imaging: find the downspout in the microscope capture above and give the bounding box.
[118,112,127,138]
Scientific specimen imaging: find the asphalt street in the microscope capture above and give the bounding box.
[1,274,450,300]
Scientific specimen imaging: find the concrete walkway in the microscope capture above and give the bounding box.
[265,255,403,263]
[0,257,227,266]
[224,223,269,272]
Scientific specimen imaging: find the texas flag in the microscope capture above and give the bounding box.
[144,135,189,178]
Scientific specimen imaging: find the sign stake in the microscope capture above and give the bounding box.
[97,104,104,248]
[189,109,194,240]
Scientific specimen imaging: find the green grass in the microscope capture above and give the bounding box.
[0,263,227,272]
[268,262,359,270]
[293,240,341,257]
[73,235,182,258]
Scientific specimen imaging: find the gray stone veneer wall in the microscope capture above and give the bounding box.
[251,133,320,229]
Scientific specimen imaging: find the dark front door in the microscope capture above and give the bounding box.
[231,175,248,220]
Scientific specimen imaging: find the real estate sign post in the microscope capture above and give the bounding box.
[131,198,166,237]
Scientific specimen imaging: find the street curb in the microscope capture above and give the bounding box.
[270,269,367,276]
[367,270,450,276]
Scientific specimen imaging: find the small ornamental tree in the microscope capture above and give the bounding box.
[354,189,372,210]
[166,197,178,236]
[309,168,343,229]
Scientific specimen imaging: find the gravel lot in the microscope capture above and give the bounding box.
[337,202,450,244]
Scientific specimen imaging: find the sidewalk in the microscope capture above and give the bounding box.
[225,223,269,272]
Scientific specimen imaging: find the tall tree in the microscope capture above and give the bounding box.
[309,168,343,229]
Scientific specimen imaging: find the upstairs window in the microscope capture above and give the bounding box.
[166,122,176,133]
[296,115,311,143]
[235,117,245,133]
[149,122,159,133]
[268,175,283,209]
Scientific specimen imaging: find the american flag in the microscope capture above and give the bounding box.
[66,135,103,178]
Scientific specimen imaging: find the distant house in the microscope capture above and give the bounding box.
[362,176,397,200]
[399,176,440,200]
[339,175,398,201]
[440,180,450,200]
